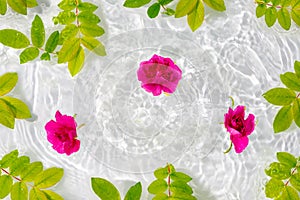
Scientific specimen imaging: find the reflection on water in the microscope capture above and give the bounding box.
[0,0,299,199]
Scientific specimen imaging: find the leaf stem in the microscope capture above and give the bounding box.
[1,168,34,187]
[297,93,300,98]
[285,167,297,186]
[167,164,171,197]
[224,141,233,154]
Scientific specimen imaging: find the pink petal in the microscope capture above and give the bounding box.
[142,84,163,96]
[64,140,80,155]
[224,108,233,131]
[233,105,245,119]
[56,112,77,130]
[230,134,249,153]
[244,114,255,136]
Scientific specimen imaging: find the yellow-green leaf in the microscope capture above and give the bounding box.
[57,37,80,63]
[0,72,18,96]
[148,179,168,194]
[0,0,7,15]
[278,8,291,30]
[292,6,300,26]
[273,105,293,133]
[0,149,18,168]
[29,188,48,200]
[45,31,59,53]
[281,186,300,200]
[42,190,63,200]
[68,46,85,77]
[11,182,28,200]
[9,155,30,176]
[80,36,106,56]
[34,167,64,189]
[123,0,151,8]
[0,99,15,129]
[79,23,105,37]
[187,0,204,32]
[124,182,142,200]
[58,24,78,45]
[7,0,26,15]
[21,161,43,182]
[256,4,266,18]
[175,0,197,18]
[58,0,76,11]
[77,2,98,12]
[277,152,297,168]
[265,7,277,27]
[78,11,100,24]
[280,72,300,91]
[91,178,121,200]
[265,178,284,198]
[31,15,45,48]
[293,98,300,128]
[19,47,39,64]
[26,0,38,8]
[263,88,296,106]
[0,175,13,199]
[294,60,300,78]
[54,11,76,25]
[0,29,30,49]
[203,0,226,11]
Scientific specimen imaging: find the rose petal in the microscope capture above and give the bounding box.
[233,105,245,119]
[64,140,80,156]
[244,114,255,136]
[230,134,249,153]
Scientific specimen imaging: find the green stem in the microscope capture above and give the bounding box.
[224,141,233,154]
[229,96,234,108]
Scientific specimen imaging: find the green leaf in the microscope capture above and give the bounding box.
[34,167,64,189]
[0,29,30,49]
[0,0,7,15]
[148,179,168,194]
[58,24,78,45]
[282,0,292,6]
[292,6,300,26]
[0,72,18,96]
[54,11,76,25]
[31,15,45,48]
[280,72,300,91]
[19,47,39,64]
[80,36,106,56]
[272,0,281,6]
[170,181,193,195]
[40,52,50,61]
[263,88,296,106]
[170,172,192,182]
[0,149,18,168]
[256,4,267,18]
[153,193,168,200]
[91,178,121,200]
[277,152,297,168]
[290,172,300,192]
[79,23,105,37]
[123,0,151,8]
[293,98,300,127]
[175,0,197,18]
[29,188,47,200]
[170,193,197,200]
[26,0,38,8]
[0,99,15,129]
[203,0,226,11]
[57,37,80,63]
[58,0,76,11]
[265,7,278,27]
[162,8,175,16]
[9,155,30,176]
[42,190,64,200]
[124,182,142,200]
[7,0,26,15]
[11,182,28,200]
[20,161,43,182]
[68,46,85,77]
[159,0,173,5]
[292,0,300,8]
[45,31,59,53]
[273,105,293,133]
[0,175,13,199]
[265,162,292,179]
[278,8,291,30]
[187,0,205,32]
[294,61,300,78]
[281,186,300,200]
[78,11,100,24]
[147,3,160,18]
[265,178,284,198]
[154,166,168,179]
[77,2,98,12]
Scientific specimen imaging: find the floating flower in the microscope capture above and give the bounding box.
[137,54,182,96]
[224,103,255,154]
[45,111,80,156]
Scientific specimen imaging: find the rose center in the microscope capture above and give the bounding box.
[232,117,244,131]
[55,132,69,142]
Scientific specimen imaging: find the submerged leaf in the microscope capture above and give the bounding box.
[0,99,15,129]
[0,72,18,96]
[34,167,64,189]
[175,0,197,18]
[278,8,291,30]
[265,178,284,198]
[21,161,43,182]
[0,149,18,168]
[91,178,121,200]
[290,172,300,192]
[79,23,105,37]
[29,188,48,200]
[45,31,59,53]
[148,179,168,194]
[281,186,300,200]
[7,0,26,15]
[0,175,13,199]
[19,47,39,64]
[31,15,45,48]
[124,182,142,200]
[273,105,293,133]
[11,182,28,200]
[0,29,30,49]
[123,0,151,8]
[42,190,64,200]
[277,152,297,168]
[80,36,106,56]
[265,7,277,27]
[293,98,300,128]
[58,37,80,63]
[78,11,100,24]
[203,0,226,11]
[9,155,30,176]
[77,2,98,12]
[256,4,266,18]
[187,0,205,32]
[280,72,300,91]
[68,46,85,77]
[265,162,291,180]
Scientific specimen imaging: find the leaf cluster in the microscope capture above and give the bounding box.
[255,0,300,30]
[53,0,106,76]
[0,72,31,129]
[123,0,226,32]
[91,178,142,200]
[263,61,300,133]
[265,152,300,199]
[0,149,64,200]
[148,163,196,200]
[0,0,37,15]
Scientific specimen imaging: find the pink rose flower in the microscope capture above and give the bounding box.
[224,105,255,153]
[45,111,80,155]
[137,54,182,96]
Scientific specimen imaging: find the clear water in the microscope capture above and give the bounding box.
[0,0,300,199]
